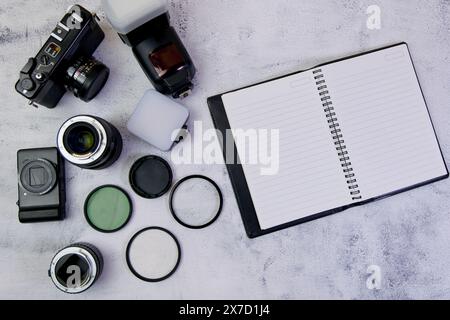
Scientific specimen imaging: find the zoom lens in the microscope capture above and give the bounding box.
[57,115,123,170]
[49,243,103,294]
[65,56,110,102]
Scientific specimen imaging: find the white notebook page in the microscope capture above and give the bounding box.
[322,44,448,200]
[222,71,352,230]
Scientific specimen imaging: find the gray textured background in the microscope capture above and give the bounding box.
[1,0,449,300]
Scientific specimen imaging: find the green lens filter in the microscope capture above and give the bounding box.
[84,185,132,233]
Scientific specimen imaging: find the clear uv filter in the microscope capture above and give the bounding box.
[169,175,223,229]
[126,227,181,282]
[84,185,132,233]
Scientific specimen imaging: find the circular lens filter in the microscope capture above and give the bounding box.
[84,185,132,233]
[129,156,172,199]
[169,175,223,229]
[126,227,181,282]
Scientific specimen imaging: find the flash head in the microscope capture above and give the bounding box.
[102,0,196,98]
[102,0,167,35]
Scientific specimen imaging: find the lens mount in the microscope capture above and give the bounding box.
[49,245,99,294]
[57,115,108,166]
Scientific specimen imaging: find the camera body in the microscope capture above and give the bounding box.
[15,5,109,108]
[17,148,66,223]
[103,0,196,98]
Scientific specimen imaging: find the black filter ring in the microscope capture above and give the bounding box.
[129,155,173,199]
[126,227,181,283]
[169,175,223,229]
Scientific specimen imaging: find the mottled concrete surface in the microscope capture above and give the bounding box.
[0,0,449,300]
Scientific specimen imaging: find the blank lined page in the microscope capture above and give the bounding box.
[322,44,448,200]
[222,71,351,230]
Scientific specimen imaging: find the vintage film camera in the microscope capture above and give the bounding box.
[15,5,110,108]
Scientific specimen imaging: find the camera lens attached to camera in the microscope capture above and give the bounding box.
[66,56,110,102]
[19,159,57,196]
[57,115,123,170]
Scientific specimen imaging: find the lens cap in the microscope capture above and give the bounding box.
[126,227,181,282]
[84,185,132,233]
[169,175,223,229]
[129,156,172,199]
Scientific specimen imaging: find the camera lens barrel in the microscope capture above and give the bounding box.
[49,243,103,294]
[57,115,122,170]
[65,56,110,102]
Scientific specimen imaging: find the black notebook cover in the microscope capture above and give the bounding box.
[207,43,449,238]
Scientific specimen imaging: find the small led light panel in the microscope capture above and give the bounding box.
[127,89,189,151]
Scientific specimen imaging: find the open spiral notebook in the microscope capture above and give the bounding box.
[208,43,448,238]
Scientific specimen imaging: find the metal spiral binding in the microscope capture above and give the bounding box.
[313,68,362,200]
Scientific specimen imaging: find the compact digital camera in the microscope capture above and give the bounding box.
[15,5,110,108]
[17,148,66,223]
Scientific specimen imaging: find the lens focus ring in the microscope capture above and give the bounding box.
[65,56,110,102]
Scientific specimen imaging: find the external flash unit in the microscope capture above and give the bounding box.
[102,0,196,98]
